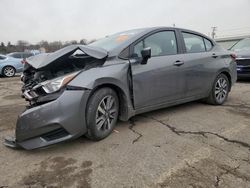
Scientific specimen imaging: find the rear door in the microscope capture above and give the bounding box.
[178,31,216,97]
[130,30,186,109]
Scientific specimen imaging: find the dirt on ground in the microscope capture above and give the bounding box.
[0,76,249,188]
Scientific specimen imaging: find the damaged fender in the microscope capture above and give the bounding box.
[4,45,134,150]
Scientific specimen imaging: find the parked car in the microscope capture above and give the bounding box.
[7,52,34,59]
[0,54,23,77]
[230,38,250,78]
[4,27,237,149]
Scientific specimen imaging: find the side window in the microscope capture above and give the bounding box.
[204,38,213,51]
[132,31,177,57]
[182,32,205,53]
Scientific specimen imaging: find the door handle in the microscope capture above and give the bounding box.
[173,60,184,66]
[212,53,218,58]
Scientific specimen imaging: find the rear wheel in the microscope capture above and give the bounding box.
[2,66,16,77]
[86,87,119,140]
[206,74,230,105]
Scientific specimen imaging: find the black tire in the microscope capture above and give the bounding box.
[86,87,119,140]
[2,66,16,77]
[205,73,230,105]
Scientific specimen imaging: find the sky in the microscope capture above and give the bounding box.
[0,0,250,44]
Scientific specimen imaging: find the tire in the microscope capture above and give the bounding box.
[2,66,16,77]
[205,73,230,105]
[86,87,119,140]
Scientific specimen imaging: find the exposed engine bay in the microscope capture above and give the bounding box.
[21,45,107,107]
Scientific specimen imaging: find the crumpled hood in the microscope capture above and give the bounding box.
[26,45,108,69]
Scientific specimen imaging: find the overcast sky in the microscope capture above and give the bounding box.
[1,0,250,44]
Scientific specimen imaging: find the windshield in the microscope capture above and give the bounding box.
[230,38,250,51]
[88,29,145,51]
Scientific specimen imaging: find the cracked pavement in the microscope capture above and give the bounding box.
[0,77,250,188]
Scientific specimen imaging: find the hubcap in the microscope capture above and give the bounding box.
[4,67,15,77]
[215,77,228,103]
[96,95,117,131]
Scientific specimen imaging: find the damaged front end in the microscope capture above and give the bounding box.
[21,45,107,107]
[4,45,107,149]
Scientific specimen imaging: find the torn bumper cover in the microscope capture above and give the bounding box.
[4,44,106,150]
[5,89,91,150]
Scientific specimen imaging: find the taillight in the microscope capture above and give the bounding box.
[230,54,237,61]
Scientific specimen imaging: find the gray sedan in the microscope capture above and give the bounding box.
[4,27,237,149]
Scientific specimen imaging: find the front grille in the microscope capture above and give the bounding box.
[236,59,250,66]
[41,128,69,141]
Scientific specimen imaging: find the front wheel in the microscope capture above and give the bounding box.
[86,87,119,140]
[2,66,16,77]
[205,74,230,105]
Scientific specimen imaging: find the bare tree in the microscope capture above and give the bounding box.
[17,40,29,51]
[0,42,6,54]
[0,38,97,54]
[80,39,88,45]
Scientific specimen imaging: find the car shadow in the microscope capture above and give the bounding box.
[0,73,21,78]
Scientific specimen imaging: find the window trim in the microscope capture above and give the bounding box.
[182,32,206,54]
[118,28,214,59]
[203,37,213,52]
[181,31,214,53]
[119,47,130,60]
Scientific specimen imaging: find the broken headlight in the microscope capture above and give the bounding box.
[41,71,79,94]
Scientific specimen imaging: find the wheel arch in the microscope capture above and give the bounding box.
[88,82,134,121]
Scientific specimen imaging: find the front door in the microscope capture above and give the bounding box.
[130,30,186,109]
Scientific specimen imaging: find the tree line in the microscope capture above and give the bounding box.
[0,39,96,54]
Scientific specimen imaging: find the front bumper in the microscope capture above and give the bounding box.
[237,66,250,78]
[236,58,250,78]
[4,89,91,150]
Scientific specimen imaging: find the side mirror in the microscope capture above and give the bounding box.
[141,47,151,64]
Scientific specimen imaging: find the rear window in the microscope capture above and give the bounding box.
[9,53,22,58]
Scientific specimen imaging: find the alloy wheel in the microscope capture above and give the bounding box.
[215,77,228,103]
[95,95,117,131]
[3,67,15,77]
